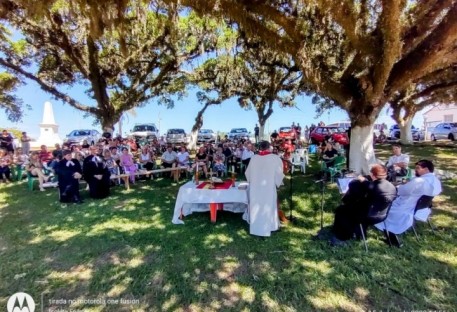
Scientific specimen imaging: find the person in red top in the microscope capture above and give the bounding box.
[38,145,53,165]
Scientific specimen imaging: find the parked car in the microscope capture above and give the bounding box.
[309,126,349,145]
[278,127,297,140]
[430,122,457,141]
[228,128,250,141]
[197,129,216,143]
[64,129,100,146]
[130,123,159,142]
[166,128,188,144]
[389,125,423,141]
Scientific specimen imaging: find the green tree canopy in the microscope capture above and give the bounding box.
[167,0,457,172]
[0,0,219,130]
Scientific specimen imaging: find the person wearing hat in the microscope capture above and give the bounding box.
[55,150,83,204]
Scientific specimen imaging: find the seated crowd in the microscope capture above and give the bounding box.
[0,129,443,247]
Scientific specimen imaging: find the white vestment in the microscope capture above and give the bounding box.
[244,154,284,237]
[375,172,442,234]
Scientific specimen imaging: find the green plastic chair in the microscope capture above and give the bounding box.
[27,168,52,191]
[322,156,346,183]
[27,171,38,191]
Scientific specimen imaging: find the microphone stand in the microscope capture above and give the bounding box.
[312,175,327,239]
[318,177,326,230]
[281,157,297,223]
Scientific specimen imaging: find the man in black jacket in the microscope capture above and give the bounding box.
[331,164,397,246]
[83,146,111,199]
[55,150,83,204]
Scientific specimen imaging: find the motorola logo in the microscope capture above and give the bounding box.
[7,292,36,312]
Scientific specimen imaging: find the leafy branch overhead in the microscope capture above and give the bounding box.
[0,71,26,122]
[191,33,305,137]
[0,0,220,129]
[168,0,457,127]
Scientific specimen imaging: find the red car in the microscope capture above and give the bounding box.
[278,127,297,140]
[310,126,349,145]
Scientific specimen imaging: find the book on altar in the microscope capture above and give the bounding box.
[337,177,355,194]
[238,182,249,190]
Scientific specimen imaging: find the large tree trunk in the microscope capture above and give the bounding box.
[188,131,198,150]
[187,102,211,150]
[259,120,266,141]
[399,118,414,145]
[349,124,377,174]
[101,118,117,136]
[256,99,273,141]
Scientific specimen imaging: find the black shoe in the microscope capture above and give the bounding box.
[73,196,84,204]
[329,235,348,247]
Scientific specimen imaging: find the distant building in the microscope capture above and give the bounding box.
[34,101,62,148]
[423,104,457,139]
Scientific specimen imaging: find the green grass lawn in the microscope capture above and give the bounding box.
[0,143,456,311]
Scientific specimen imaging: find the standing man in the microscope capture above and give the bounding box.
[0,130,14,152]
[244,141,285,237]
[20,132,31,155]
[254,124,260,143]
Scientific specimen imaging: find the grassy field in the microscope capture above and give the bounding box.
[0,143,456,311]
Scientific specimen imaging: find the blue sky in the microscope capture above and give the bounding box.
[0,80,425,139]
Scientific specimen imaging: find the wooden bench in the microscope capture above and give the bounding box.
[111,166,189,189]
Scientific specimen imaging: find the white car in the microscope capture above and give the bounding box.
[430,123,457,141]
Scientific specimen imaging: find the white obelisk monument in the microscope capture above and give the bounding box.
[36,101,62,147]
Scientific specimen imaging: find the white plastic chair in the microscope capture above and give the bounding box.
[296,148,309,166]
[290,150,306,174]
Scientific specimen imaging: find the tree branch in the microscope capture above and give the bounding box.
[371,0,405,103]
[402,0,454,54]
[0,57,97,114]
[387,3,457,95]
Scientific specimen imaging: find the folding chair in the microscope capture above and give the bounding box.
[411,195,435,240]
[359,200,395,252]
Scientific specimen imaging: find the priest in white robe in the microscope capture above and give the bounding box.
[375,159,442,235]
[244,141,284,237]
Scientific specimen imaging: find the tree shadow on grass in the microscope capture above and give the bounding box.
[0,167,456,311]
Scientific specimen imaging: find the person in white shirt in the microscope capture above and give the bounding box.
[161,145,177,178]
[375,159,442,246]
[386,143,410,182]
[241,143,254,171]
[243,141,284,237]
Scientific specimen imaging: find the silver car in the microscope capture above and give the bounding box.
[166,128,188,144]
[197,129,216,143]
[430,122,457,141]
[228,128,250,141]
[64,129,101,146]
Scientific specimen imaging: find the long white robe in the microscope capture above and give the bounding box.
[244,154,284,237]
[375,172,442,234]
